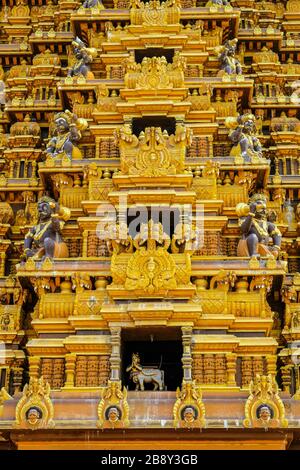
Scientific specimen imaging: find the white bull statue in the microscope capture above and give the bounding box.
[126,353,165,391]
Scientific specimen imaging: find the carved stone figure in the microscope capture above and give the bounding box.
[182,406,196,424]
[97,381,129,429]
[82,0,104,8]
[236,194,281,259]
[126,352,165,391]
[67,37,97,79]
[173,381,206,429]
[243,374,288,428]
[15,377,55,430]
[107,406,121,425]
[217,39,242,75]
[26,406,42,427]
[46,110,88,161]
[206,0,230,6]
[226,113,262,161]
[23,196,71,260]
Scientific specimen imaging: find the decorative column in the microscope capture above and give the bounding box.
[110,327,121,381]
[0,252,6,276]
[64,353,76,388]
[82,230,88,258]
[226,353,237,387]
[280,365,292,393]
[266,354,277,377]
[28,356,40,379]
[181,326,193,382]
[11,364,23,393]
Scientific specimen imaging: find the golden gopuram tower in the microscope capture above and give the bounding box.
[1,0,300,451]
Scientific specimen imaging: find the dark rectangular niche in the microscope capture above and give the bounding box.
[132,117,176,136]
[122,327,183,391]
[126,206,181,239]
[134,48,174,64]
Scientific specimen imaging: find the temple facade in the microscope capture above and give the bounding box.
[1,0,300,450]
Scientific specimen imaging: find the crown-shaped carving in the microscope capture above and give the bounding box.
[130,0,181,26]
[15,377,55,430]
[115,124,192,177]
[97,381,129,429]
[173,381,206,429]
[124,52,186,90]
[243,374,288,428]
[108,220,194,298]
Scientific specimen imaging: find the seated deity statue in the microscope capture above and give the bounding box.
[23,196,71,260]
[225,113,262,161]
[46,110,88,161]
[236,194,281,259]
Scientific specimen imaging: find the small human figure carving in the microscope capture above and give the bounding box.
[182,406,197,424]
[23,196,70,261]
[236,194,281,259]
[46,110,88,161]
[217,39,242,75]
[206,0,230,6]
[67,37,97,79]
[252,404,279,428]
[226,113,262,161]
[82,0,104,8]
[26,407,42,427]
[106,406,121,425]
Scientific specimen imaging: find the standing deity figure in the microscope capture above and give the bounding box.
[225,113,262,161]
[46,110,88,161]
[23,196,71,260]
[216,39,242,75]
[67,37,97,79]
[236,194,281,259]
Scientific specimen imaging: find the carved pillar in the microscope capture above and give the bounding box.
[252,356,264,376]
[99,355,110,386]
[110,327,121,381]
[226,353,237,387]
[11,365,23,394]
[31,160,37,178]
[281,365,292,393]
[241,356,253,387]
[64,353,76,388]
[9,161,14,178]
[181,326,193,382]
[0,252,6,276]
[28,356,40,379]
[204,354,215,384]
[106,65,111,79]
[192,354,203,383]
[82,230,88,258]
[208,135,214,158]
[266,354,277,377]
[24,160,28,178]
[215,354,226,384]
